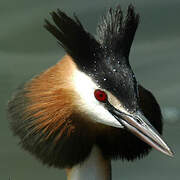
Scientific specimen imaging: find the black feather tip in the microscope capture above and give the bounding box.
[97,4,139,57]
[44,10,100,70]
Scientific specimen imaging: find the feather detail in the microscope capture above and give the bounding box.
[8,56,95,168]
[44,10,100,70]
[97,4,139,57]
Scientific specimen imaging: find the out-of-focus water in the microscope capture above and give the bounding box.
[1,0,180,179]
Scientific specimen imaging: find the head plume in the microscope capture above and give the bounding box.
[97,4,139,58]
[44,4,139,70]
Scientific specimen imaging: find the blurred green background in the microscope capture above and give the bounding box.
[0,0,180,179]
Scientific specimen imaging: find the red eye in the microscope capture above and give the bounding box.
[94,89,107,102]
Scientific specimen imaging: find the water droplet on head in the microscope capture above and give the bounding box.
[112,57,115,61]
[113,69,117,72]
[103,78,107,81]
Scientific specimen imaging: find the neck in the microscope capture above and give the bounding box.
[66,146,111,180]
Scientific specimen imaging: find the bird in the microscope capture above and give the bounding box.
[8,4,173,180]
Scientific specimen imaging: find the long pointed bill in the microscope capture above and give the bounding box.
[107,103,174,157]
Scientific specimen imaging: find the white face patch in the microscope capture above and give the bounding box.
[72,68,124,128]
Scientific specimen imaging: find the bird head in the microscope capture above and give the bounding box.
[8,5,173,169]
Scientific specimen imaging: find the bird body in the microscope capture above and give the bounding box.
[8,5,173,180]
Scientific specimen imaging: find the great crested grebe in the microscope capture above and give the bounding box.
[8,4,173,180]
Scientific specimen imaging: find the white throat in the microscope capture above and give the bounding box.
[66,146,111,180]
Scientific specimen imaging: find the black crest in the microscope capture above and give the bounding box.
[44,10,100,70]
[44,4,139,69]
[97,5,139,58]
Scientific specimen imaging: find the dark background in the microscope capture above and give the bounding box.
[0,0,180,179]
